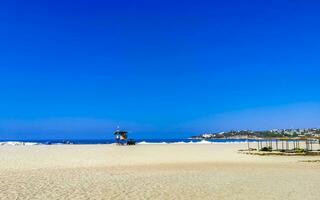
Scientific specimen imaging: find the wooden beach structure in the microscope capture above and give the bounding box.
[114,128,128,145]
[246,136,320,154]
[114,127,136,145]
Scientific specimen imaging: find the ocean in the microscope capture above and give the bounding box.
[0,139,260,146]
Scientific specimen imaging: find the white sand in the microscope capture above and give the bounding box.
[0,143,319,199]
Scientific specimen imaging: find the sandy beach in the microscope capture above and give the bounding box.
[0,143,319,200]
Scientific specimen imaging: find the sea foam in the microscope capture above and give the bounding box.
[0,141,40,146]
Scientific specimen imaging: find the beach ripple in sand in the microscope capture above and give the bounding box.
[0,144,320,200]
[0,165,320,200]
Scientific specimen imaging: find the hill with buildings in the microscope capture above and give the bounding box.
[190,128,320,140]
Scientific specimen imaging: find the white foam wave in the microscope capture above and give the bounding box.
[172,141,187,144]
[195,140,212,144]
[0,141,40,146]
[136,140,250,145]
[137,140,215,145]
[137,141,168,145]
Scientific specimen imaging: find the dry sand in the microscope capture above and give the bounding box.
[0,143,319,200]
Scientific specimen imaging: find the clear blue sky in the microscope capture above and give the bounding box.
[1,0,320,139]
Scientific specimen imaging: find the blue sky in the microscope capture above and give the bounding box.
[1,0,320,139]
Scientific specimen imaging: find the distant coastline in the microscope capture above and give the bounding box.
[190,128,320,140]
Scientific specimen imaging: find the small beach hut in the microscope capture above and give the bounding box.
[114,128,128,145]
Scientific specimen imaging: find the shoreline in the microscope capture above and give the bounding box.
[0,139,252,146]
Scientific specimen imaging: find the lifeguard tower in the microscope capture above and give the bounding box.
[114,127,128,145]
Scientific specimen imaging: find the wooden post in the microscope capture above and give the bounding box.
[266,140,268,148]
[293,140,295,149]
[258,140,260,150]
[269,140,272,149]
[259,140,261,150]
[276,140,278,151]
